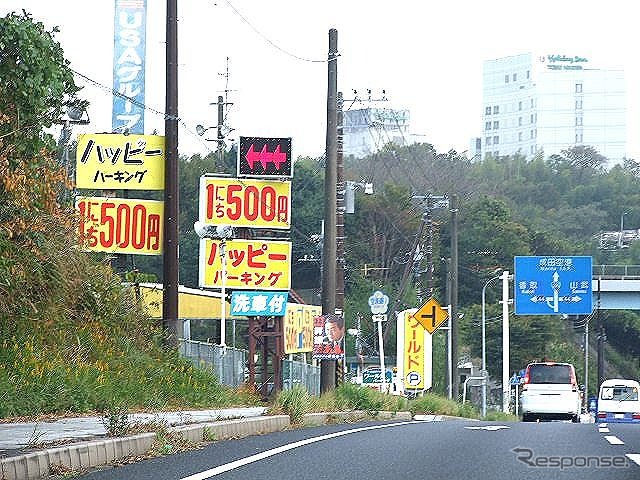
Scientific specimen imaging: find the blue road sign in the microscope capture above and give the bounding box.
[514,256,593,315]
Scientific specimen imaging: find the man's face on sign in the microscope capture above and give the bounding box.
[325,321,343,341]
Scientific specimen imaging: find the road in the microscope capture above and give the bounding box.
[78,419,640,480]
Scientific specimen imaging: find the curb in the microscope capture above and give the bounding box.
[0,416,289,480]
[0,411,441,480]
[302,410,412,426]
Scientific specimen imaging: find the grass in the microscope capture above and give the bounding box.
[408,393,480,419]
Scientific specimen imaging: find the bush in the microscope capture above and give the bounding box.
[271,386,312,424]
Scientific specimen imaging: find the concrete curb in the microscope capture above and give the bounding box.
[0,416,289,480]
[0,411,444,479]
[301,410,412,426]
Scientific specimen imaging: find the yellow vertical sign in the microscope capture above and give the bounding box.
[404,310,425,389]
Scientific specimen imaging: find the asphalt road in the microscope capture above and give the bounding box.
[78,419,640,480]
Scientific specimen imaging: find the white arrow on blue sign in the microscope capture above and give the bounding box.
[514,256,592,315]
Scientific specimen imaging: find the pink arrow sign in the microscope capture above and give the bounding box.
[245,144,287,171]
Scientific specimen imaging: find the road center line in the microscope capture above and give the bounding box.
[180,420,421,480]
[604,435,624,445]
[598,427,610,433]
[626,454,640,466]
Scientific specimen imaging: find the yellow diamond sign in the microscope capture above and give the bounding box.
[413,297,449,334]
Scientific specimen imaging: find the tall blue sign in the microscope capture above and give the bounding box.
[514,256,593,315]
[112,0,147,134]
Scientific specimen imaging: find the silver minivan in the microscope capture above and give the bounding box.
[520,362,583,422]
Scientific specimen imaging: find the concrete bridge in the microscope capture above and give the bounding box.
[592,265,640,309]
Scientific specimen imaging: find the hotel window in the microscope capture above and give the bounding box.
[526,70,530,79]
[485,106,492,115]
[575,99,583,110]
[485,121,491,130]
[485,136,492,146]
[530,130,534,139]
[505,75,509,83]
[575,83,583,93]
[530,98,534,108]
[518,117,522,126]
[493,105,499,114]
[493,136,499,144]
[518,132,523,141]
[576,116,583,126]
[513,73,517,82]
[576,133,583,143]
[530,114,535,124]
[518,101,522,111]
[493,121,499,129]
[530,145,534,154]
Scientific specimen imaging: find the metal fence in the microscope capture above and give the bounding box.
[179,340,320,395]
[179,340,246,387]
[282,359,320,396]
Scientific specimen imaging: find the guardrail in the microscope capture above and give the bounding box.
[593,264,640,279]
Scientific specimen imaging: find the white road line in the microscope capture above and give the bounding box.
[626,454,640,466]
[598,427,610,433]
[179,420,421,480]
[604,435,625,445]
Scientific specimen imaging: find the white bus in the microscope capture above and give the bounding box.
[596,378,640,424]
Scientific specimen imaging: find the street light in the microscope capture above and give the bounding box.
[194,221,234,347]
[481,271,503,418]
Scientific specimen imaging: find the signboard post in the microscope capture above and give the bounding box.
[514,256,593,315]
[369,291,389,393]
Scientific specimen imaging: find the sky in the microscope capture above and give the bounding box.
[3,0,640,161]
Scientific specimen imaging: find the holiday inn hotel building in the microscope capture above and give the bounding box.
[479,53,626,165]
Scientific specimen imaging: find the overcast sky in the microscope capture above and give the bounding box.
[3,0,639,160]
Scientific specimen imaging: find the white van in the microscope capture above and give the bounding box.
[520,362,582,422]
[596,379,640,424]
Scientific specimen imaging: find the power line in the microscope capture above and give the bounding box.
[222,0,327,63]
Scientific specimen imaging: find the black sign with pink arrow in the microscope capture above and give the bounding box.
[238,136,292,178]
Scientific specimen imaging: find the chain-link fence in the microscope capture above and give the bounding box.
[282,359,320,396]
[179,340,246,387]
[180,340,320,394]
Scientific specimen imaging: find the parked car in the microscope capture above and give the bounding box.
[520,362,583,422]
[596,378,640,423]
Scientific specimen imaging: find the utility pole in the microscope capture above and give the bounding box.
[450,194,459,400]
[596,277,605,391]
[162,0,181,346]
[336,91,345,385]
[320,28,338,393]
[216,95,224,171]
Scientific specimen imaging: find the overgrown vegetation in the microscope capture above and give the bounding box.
[0,11,258,420]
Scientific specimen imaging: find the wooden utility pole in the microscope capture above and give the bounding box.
[162,0,181,346]
[320,28,338,392]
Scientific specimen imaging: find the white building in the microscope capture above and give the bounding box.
[343,107,411,158]
[480,53,626,165]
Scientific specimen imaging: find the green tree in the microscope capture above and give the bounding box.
[0,11,83,165]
